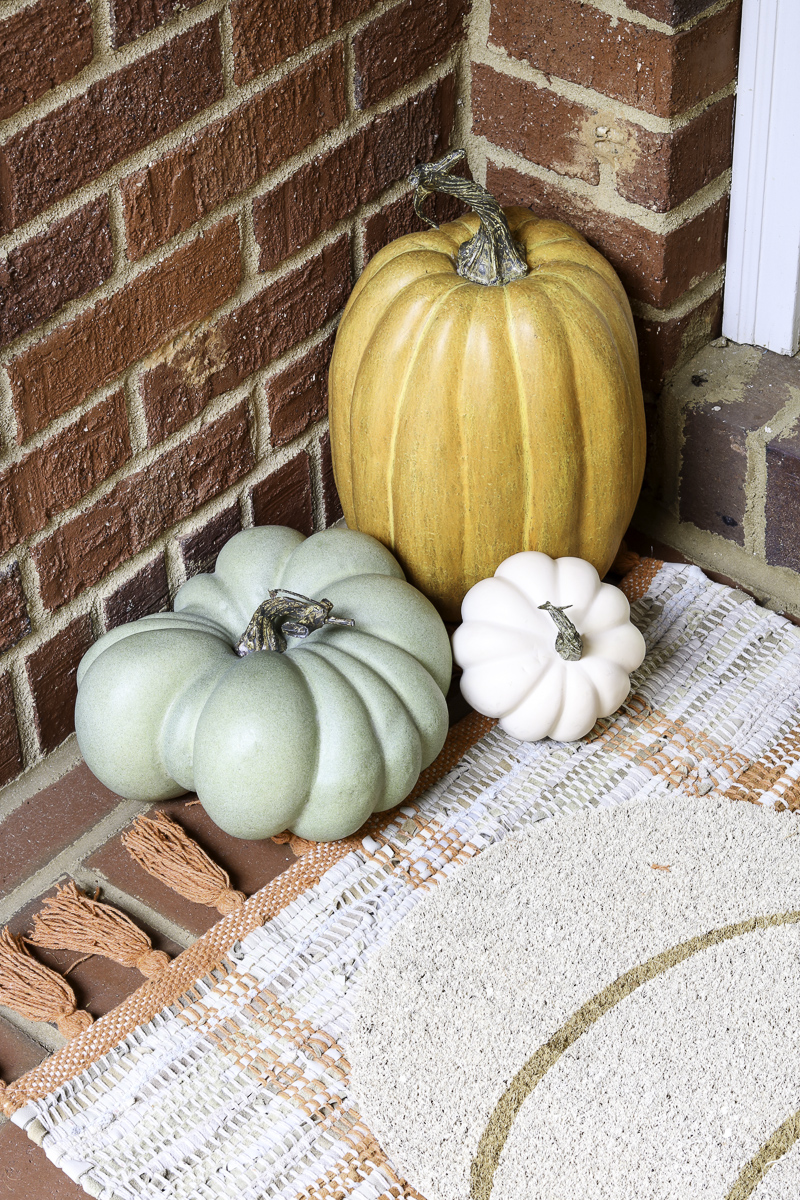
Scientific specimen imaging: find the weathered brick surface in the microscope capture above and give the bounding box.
[472,66,600,187]
[0,563,31,654]
[141,236,350,443]
[251,453,313,534]
[353,0,467,109]
[254,75,455,271]
[122,46,346,260]
[231,0,373,84]
[32,403,255,610]
[679,350,778,542]
[0,18,223,233]
[0,1018,48,1083]
[474,66,734,212]
[0,0,93,121]
[179,504,242,577]
[489,0,741,118]
[362,186,466,260]
[320,431,344,525]
[635,288,723,392]
[766,437,800,572]
[486,162,729,308]
[0,198,113,350]
[9,217,240,441]
[0,675,23,786]
[111,0,204,47]
[0,1122,87,1200]
[25,615,94,753]
[267,335,333,448]
[0,392,131,554]
[103,554,171,628]
[624,0,720,23]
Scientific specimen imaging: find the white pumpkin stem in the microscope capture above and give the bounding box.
[0,926,93,1038]
[538,602,583,662]
[122,812,246,915]
[28,881,170,979]
[409,150,528,287]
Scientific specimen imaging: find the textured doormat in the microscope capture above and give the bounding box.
[349,794,800,1200]
[7,557,800,1200]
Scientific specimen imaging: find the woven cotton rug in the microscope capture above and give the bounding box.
[8,558,800,1200]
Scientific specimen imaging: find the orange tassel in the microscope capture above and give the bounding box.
[122,812,246,914]
[0,926,92,1038]
[611,543,641,577]
[28,882,169,978]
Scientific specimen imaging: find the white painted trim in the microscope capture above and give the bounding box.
[722,0,800,356]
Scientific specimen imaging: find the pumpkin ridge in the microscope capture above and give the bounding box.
[384,280,474,546]
[503,286,531,553]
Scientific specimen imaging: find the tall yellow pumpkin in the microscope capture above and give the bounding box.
[329,152,646,622]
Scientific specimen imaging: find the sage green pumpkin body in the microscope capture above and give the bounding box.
[75,527,451,841]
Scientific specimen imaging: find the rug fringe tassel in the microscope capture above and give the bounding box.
[0,926,93,1038]
[28,882,170,978]
[611,542,641,576]
[122,812,246,914]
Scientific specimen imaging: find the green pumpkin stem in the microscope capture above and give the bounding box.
[538,602,583,662]
[236,589,355,655]
[409,149,528,287]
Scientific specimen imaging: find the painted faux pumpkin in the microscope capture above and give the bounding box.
[452,551,645,742]
[75,527,452,841]
[329,150,646,621]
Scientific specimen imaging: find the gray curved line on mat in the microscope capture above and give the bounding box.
[470,909,800,1200]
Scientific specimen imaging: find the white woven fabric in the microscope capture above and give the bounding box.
[11,562,800,1200]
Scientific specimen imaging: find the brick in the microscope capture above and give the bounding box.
[0,392,131,554]
[0,197,113,350]
[474,66,734,213]
[252,453,313,534]
[362,185,467,261]
[0,760,118,892]
[0,1017,47,1083]
[0,563,31,654]
[0,0,93,121]
[0,674,23,788]
[353,0,468,110]
[231,0,373,85]
[179,504,242,578]
[320,430,343,526]
[267,335,333,448]
[472,65,600,187]
[486,162,729,308]
[88,797,295,936]
[122,46,346,260]
[678,347,776,542]
[6,889,184,1018]
[33,404,254,610]
[623,0,720,23]
[489,0,741,119]
[9,217,240,441]
[0,18,223,233]
[0,1122,87,1200]
[103,554,170,629]
[26,615,94,753]
[141,236,351,443]
[635,287,723,392]
[111,0,204,47]
[254,74,456,271]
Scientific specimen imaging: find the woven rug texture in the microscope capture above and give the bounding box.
[10,559,800,1200]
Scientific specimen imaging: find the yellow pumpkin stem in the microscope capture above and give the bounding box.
[28,881,170,978]
[122,811,246,915]
[0,926,93,1038]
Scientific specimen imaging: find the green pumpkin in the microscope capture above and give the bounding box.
[75,526,452,841]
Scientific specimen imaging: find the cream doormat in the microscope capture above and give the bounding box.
[8,558,800,1200]
[349,794,800,1200]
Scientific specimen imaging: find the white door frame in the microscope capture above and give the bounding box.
[722,0,800,356]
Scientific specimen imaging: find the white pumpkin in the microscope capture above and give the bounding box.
[452,552,646,742]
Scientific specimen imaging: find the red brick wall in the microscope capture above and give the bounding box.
[465,0,740,394]
[0,0,468,786]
